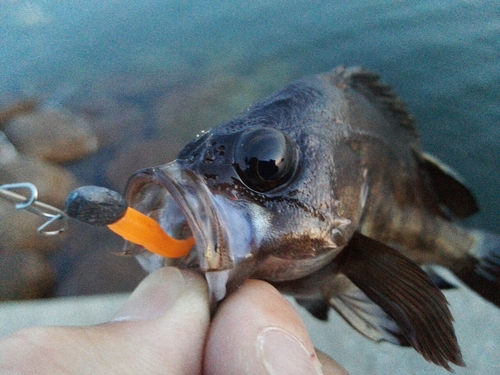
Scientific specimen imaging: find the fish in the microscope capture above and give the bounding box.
[122,67,500,371]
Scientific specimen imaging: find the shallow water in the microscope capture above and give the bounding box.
[2,0,498,228]
[1,2,499,373]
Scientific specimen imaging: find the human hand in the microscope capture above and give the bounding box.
[0,267,348,375]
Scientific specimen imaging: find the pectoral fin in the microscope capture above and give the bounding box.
[337,232,464,370]
[284,268,411,344]
[282,266,410,344]
[326,273,409,346]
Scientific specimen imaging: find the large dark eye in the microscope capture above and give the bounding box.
[234,128,298,192]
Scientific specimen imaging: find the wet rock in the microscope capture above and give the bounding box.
[0,99,39,125]
[54,249,146,296]
[0,131,17,162]
[0,250,56,300]
[153,75,247,143]
[0,136,77,253]
[4,108,98,163]
[87,72,181,102]
[0,200,64,254]
[0,152,79,207]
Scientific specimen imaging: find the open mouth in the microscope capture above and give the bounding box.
[123,160,261,302]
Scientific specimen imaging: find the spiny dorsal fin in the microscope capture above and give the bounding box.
[334,66,417,135]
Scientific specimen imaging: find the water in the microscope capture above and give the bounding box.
[1,1,499,373]
[1,0,498,228]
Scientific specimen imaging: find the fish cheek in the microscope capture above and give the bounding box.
[266,235,334,259]
[252,234,343,282]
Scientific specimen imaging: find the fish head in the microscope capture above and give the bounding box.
[124,79,357,303]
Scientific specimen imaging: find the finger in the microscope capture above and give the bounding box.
[317,350,350,375]
[204,279,348,375]
[0,267,210,375]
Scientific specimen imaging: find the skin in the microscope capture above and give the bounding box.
[0,267,348,375]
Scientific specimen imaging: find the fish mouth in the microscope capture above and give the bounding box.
[124,161,265,303]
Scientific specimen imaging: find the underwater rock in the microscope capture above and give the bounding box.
[4,108,98,163]
[0,131,17,162]
[54,244,146,296]
[0,250,55,300]
[88,72,176,102]
[153,75,249,142]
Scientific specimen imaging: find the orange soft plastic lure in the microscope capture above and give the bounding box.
[107,206,194,258]
[64,186,194,258]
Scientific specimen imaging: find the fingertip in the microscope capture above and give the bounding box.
[112,267,207,322]
[205,279,325,375]
[317,350,350,375]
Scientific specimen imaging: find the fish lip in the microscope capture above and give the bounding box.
[124,160,263,301]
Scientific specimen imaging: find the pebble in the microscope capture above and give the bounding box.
[4,108,98,163]
[0,99,39,125]
[51,223,146,297]
[0,200,64,254]
[0,151,79,207]
[0,136,77,253]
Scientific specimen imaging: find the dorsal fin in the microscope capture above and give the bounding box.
[334,66,417,135]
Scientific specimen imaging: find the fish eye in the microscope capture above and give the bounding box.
[234,128,298,192]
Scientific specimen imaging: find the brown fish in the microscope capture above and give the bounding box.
[122,67,500,370]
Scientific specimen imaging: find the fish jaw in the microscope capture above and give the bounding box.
[124,160,270,303]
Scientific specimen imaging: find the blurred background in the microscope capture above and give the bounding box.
[0,1,499,374]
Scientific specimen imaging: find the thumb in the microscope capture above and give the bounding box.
[108,267,211,374]
[0,267,210,375]
[113,266,208,322]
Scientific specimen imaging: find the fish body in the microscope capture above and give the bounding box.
[124,67,500,370]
